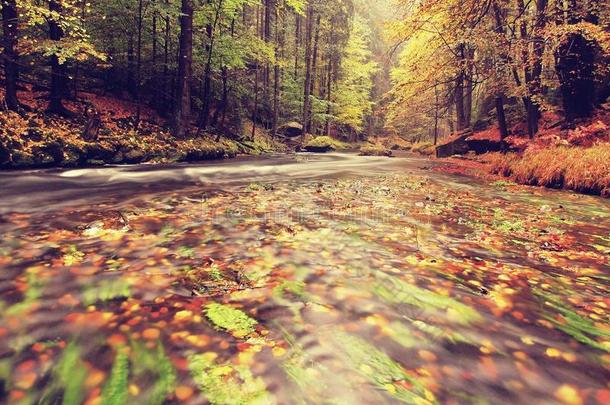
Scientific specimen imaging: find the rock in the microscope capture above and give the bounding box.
[435,130,472,158]
[304,145,334,153]
[0,141,10,166]
[121,148,147,164]
[24,127,44,142]
[436,129,505,158]
[12,151,35,168]
[278,122,304,138]
[41,141,65,164]
[85,143,117,161]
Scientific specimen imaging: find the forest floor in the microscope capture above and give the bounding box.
[0,153,608,405]
[0,86,286,169]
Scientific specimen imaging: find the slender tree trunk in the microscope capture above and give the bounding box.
[48,0,69,115]
[446,84,455,133]
[1,0,19,111]
[263,0,272,114]
[127,35,136,97]
[272,9,284,138]
[309,15,321,135]
[495,97,509,140]
[173,0,194,138]
[324,55,333,136]
[163,1,170,116]
[434,84,439,145]
[527,0,548,137]
[491,0,510,141]
[294,14,301,80]
[252,5,261,138]
[464,47,474,127]
[455,73,466,131]
[73,0,86,99]
[135,0,143,127]
[152,1,159,111]
[199,0,224,131]
[301,5,314,139]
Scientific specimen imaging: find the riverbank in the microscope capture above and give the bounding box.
[0,90,286,169]
[430,106,610,197]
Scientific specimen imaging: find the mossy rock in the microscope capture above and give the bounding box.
[0,142,10,166]
[62,145,87,167]
[303,136,349,153]
[31,144,64,167]
[359,144,392,157]
[23,127,44,142]
[121,148,147,164]
[11,151,35,168]
[86,159,106,166]
[85,143,117,161]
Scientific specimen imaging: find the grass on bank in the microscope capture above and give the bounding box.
[488,143,610,196]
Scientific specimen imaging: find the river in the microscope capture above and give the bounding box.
[0,153,608,404]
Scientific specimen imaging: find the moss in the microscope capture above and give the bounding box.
[359,143,392,157]
[39,343,87,405]
[131,341,177,405]
[333,332,437,404]
[372,273,481,325]
[82,278,131,305]
[273,280,308,301]
[189,353,270,405]
[304,136,350,152]
[411,142,436,156]
[536,291,610,353]
[101,351,130,405]
[204,303,258,338]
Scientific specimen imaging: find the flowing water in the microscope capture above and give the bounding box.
[0,153,608,405]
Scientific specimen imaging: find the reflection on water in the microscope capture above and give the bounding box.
[0,154,609,404]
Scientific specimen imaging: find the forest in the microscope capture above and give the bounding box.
[1,1,610,405]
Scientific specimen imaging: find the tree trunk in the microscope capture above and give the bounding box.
[1,0,19,111]
[495,97,509,140]
[324,55,333,136]
[527,0,548,137]
[272,9,284,138]
[555,35,596,121]
[294,14,301,79]
[48,0,69,115]
[301,5,314,139]
[152,1,159,111]
[127,35,136,98]
[263,0,272,112]
[135,0,143,127]
[464,47,474,127]
[433,84,439,145]
[199,0,224,131]
[252,5,261,138]
[173,0,194,138]
[455,72,467,131]
[309,15,321,135]
[162,0,171,116]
